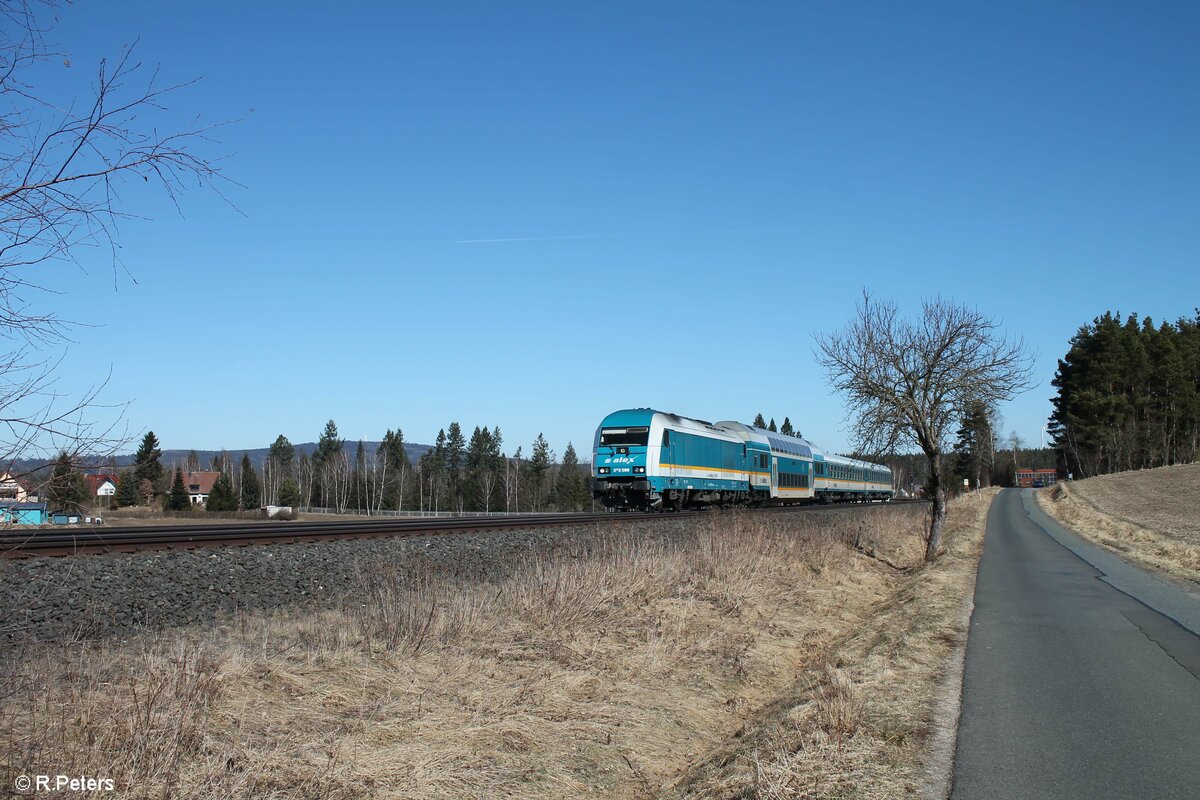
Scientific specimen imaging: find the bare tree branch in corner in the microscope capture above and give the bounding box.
[0,1,237,480]
[815,291,1035,561]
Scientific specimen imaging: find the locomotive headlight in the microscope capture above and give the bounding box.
[633,466,645,474]
[598,467,611,475]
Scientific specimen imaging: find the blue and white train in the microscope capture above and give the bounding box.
[592,408,893,511]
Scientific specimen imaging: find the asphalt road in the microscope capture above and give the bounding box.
[951,488,1200,800]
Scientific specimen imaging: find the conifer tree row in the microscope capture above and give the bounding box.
[1049,310,1200,476]
[753,413,799,437]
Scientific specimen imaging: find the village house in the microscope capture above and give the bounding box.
[184,471,221,505]
[84,474,118,506]
[0,472,38,503]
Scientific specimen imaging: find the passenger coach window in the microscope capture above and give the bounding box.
[600,427,650,446]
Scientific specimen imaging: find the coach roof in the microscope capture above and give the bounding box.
[750,427,813,458]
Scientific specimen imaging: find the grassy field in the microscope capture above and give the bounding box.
[1037,463,1200,588]
[1,497,993,799]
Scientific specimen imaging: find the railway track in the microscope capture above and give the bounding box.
[0,500,922,559]
[0,511,696,558]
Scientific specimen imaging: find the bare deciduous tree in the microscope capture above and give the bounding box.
[296,454,314,510]
[1,3,235,473]
[815,292,1034,561]
[321,449,351,513]
[479,466,497,513]
[1007,431,1024,486]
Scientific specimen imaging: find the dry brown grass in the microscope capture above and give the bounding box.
[665,490,994,800]
[1,500,988,799]
[1036,464,1200,587]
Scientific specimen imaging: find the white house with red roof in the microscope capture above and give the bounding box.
[184,471,221,505]
[84,473,118,501]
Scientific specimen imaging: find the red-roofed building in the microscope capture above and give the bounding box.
[184,471,221,505]
[84,474,118,503]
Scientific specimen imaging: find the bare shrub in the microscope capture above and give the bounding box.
[350,565,497,655]
[507,537,665,630]
[801,525,847,575]
[814,666,863,747]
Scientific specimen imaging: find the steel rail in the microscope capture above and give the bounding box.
[0,500,922,558]
[0,510,702,558]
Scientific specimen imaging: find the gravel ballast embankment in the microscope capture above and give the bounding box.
[3,519,695,642]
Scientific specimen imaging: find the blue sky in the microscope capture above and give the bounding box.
[22,1,1200,458]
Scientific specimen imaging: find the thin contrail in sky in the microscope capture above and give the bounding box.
[456,233,632,243]
[455,228,797,244]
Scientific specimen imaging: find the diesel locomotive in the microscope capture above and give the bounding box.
[592,408,893,511]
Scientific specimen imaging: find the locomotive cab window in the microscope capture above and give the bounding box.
[662,430,671,446]
[600,427,649,446]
